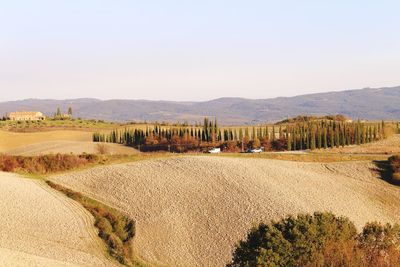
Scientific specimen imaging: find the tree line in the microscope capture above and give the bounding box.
[93,118,389,152]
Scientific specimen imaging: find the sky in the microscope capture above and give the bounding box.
[1,1,400,101]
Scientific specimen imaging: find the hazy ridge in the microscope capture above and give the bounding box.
[1,86,399,124]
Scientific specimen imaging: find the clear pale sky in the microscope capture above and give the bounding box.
[1,1,399,101]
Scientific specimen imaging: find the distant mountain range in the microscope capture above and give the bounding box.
[1,86,399,125]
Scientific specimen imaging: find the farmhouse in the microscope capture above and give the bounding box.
[9,111,45,121]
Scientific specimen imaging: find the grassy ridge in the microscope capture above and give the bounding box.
[46,181,141,266]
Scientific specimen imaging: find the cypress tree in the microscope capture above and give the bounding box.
[299,125,303,150]
[305,124,310,149]
[330,127,335,148]
[287,128,292,151]
[310,127,316,150]
[293,128,297,151]
[317,124,322,149]
[272,125,276,141]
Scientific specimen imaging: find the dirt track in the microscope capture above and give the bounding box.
[51,156,400,267]
[0,172,114,266]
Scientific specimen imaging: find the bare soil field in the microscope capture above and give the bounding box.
[314,134,400,155]
[0,172,115,266]
[51,156,400,267]
[6,140,138,156]
[0,130,93,153]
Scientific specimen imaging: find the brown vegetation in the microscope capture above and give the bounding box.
[96,143,110,155]
[46,181,136,266]
[0,154,100,174]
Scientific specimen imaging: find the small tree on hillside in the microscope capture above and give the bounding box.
[68,107,73,117]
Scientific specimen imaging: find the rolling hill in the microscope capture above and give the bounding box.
[1,86,399,125]
[51,156,400,266]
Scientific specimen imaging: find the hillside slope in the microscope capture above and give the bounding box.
[0,130,92,153]
[6,140,138,156]
[0,172,114,266]
[51,156,400,267]
[1,86,399,124]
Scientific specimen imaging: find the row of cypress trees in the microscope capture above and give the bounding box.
[93,118,387,151]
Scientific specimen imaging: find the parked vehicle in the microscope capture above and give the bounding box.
[247,148,262,153]
[208,148,221,154]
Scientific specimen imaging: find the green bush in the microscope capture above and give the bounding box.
[107,233,124,257]
[388,155,400,184]
[96,217,113,238]
[228,212,400,267]
[393,172,400,182]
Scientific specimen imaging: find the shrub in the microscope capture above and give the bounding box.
[96,143,110,155]
[225,141,240,152]
[0,154,100,174]
[392,173,400,182]
[358,222,400,266]
[108,233,124,255]
[0,156,18,172]
[96,217,113,238]
[388,155,400,184]
[271,138,287,151]
[228,212,400,267]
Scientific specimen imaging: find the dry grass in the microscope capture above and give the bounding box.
[96,143,110,155]
[6,140,138,156]
[0,130,93,152]
[51,156,400,267]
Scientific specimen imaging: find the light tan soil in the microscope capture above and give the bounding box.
[0,130,92,152]
[51,156,400,267]
[6,140,138,156]
[0,172,115,266]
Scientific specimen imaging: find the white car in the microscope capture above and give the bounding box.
[208,148,221,153]
[249,148,262,153]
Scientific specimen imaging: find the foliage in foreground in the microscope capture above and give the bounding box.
[389,155,400,184]
[46,181,136,266]
[229,212,400,267]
